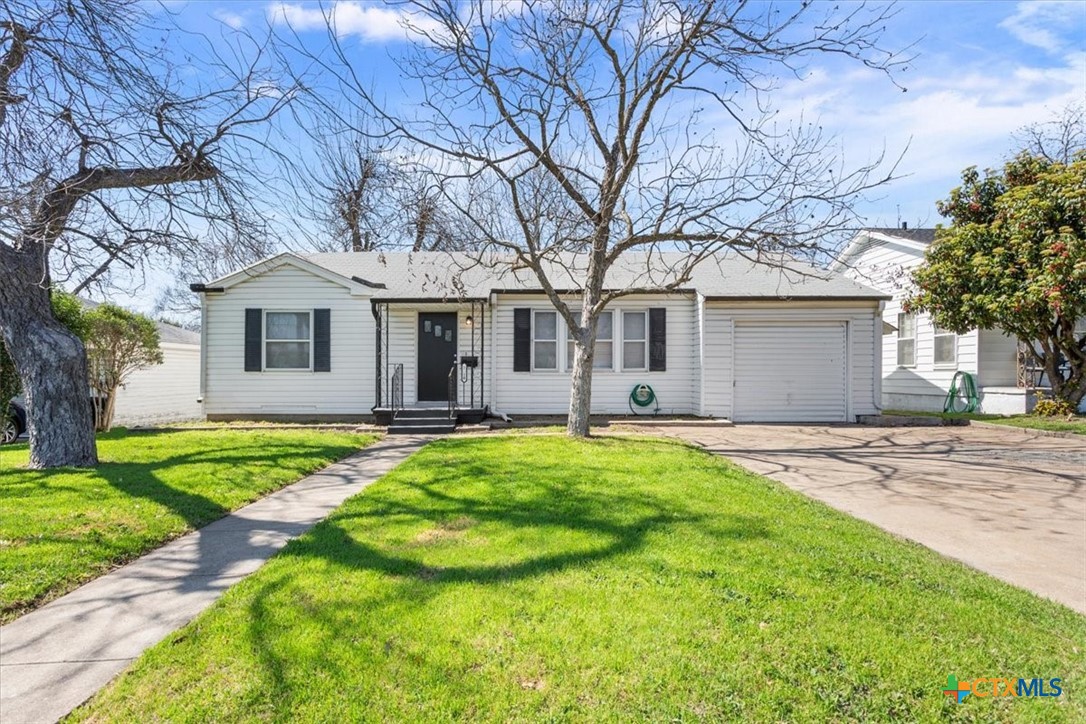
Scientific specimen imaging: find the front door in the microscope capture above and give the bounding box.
[418,312,458,402]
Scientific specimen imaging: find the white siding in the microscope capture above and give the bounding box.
[700,300,733,418]
[977,327,1019,387]
[490,294,698,415]
[203,265,375,416]
[841,240,989,411]
[700,302,881,420]
[112,343,202,425]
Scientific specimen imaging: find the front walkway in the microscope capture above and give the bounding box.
[0,436,429,724]
[649,424,1086,614]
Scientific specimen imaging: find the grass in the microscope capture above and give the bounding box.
[0,428,377,622]
[73,435,1085,722]
[884,409,1086,435]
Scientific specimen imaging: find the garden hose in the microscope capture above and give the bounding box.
[944,371,979,414]
[629,383,660,415]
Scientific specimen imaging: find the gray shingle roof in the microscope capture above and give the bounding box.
[303,251,888,301]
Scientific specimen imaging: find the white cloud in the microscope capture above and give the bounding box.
[267,1,443,42]
[212,9,246,30]
[999,1,1085,53]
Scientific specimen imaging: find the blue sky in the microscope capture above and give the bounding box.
[117,0,1086,313]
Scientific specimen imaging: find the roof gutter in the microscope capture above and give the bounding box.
[701,294,891,302]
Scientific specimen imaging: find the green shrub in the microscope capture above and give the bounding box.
[1033,392,1075,417]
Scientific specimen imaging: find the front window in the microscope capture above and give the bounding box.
[533,310,557,370]
[567,311,614,370]
[622,311,647,370]
[933,322,956,366]
[265,311,311,369]
[897,312,916,367]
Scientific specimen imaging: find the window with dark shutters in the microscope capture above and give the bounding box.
[313,309,331,372]
[649,307,666,371]
[513,308,531,371]
[244,308,262,371]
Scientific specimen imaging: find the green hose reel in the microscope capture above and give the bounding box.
[629,383,660,415]
[944,371,979,414]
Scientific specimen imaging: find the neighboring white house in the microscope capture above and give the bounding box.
[191,251,889,426]
[79,298,203,426]
[112,321,202,426]
[834,226,1060,414]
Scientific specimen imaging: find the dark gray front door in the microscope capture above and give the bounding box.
[418,312,457,402]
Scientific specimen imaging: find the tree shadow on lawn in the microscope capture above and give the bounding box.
[0,431,370,619]
[240,461,773,704]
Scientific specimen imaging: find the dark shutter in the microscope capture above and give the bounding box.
[649,307,666,371]
[244,308,262,372]
[313,309,331,372]
[513,308,531,371]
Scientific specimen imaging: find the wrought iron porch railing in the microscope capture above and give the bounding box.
[447,365,458,421]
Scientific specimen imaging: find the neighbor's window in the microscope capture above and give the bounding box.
[567,311,614,370]
[622,311,647,370]
[265,311,311,369]
[897,312,916,367]
[533,310,557,370]
[933,322,957,366]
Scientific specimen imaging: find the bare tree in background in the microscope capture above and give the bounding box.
[283,0,909,437]
[0,0,296,467]
[1014,103,1086,165]
[305,124,398,252]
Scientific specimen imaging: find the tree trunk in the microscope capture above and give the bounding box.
[567,312,598,438]
[0,246,97,468]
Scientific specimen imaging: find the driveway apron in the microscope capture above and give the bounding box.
[651,424,1086,614]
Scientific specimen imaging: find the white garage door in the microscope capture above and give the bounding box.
[733,321,848,422]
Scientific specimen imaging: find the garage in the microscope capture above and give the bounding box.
[732,321,848,422]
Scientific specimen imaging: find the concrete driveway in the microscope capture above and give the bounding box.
[649,424,1086,614]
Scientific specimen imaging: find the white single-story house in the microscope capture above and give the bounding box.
[834,226,1082,414]
[112,321,202,426]
[191,251,890,430]
[78,298,203,426]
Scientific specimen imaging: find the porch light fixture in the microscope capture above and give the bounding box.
[465,315,474,327]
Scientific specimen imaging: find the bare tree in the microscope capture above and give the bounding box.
[304,123,399,252]
[0,0,296,467]
[282,0,908,436]
[1013,102,1086,165]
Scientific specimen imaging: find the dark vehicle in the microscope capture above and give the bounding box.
[3,398,26,445]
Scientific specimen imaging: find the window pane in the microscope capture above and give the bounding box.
[624,341,646,369]
[535,341,557,369]
[897,312,915,338]
[897,339,915,366]
[598,312,613,340]
[624,312,646,340]
[267,342,310,369]
[933,322,952,335]
[594,341,613,369]
[535,311,556,340]
[267,312,310,340]
[934,335,956,364]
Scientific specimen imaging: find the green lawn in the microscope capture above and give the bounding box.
[0,428,377,622]
[884,409,1086,435]
[73,436,1084,722]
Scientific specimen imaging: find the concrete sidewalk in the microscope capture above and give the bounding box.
[0,436,428,724]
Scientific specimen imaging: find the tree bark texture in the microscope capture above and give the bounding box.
[566,303,599,437]
[0,246,97,467]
